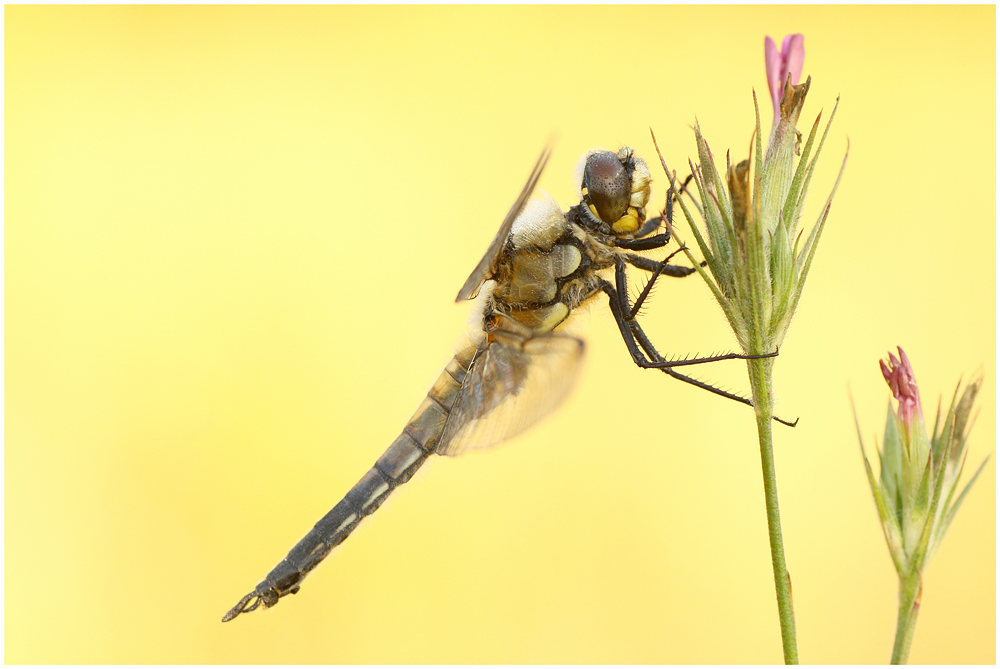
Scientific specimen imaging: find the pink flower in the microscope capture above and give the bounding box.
[764,34,805,122]
[880,347,923,426]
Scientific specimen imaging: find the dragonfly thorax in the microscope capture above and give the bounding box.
[484,195,588,335]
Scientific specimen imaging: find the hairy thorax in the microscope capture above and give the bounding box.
[486,199,626,336]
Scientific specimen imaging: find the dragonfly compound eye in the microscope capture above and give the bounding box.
[583,151,630,224]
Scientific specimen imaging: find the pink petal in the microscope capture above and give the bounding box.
[764,36,782,118]
[782,34,805,87]
[880,347,923,426]
[765,34,805,121]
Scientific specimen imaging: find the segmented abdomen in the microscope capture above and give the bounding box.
[223,344,478,620]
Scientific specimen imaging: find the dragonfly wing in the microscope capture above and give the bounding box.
[436,331,585,456]
[455,144,553,302]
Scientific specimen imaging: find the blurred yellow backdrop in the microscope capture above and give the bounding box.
[6,5,994,664]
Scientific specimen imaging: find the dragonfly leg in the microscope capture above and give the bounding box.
[606,259,774,368]
[613,174,695,251]
[616,221,672,251]
[630,213,664,239]
[623,251,696,277]
[620,185,704,307]
[600,263,796,426]
[627,314,797,426]
[623,247,700,320]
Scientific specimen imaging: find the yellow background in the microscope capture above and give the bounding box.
[6,5,994,664]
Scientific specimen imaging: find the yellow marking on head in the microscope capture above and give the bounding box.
[630,188,650,209]
[629,158,652,210]
[611,211,640,234]
[631,172,650,194]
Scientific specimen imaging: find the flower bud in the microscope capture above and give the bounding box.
[858,347,988,575]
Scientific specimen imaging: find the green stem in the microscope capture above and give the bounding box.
[890,571,922,664]
[747,356,799,664]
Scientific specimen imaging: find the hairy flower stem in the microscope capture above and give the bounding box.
[748,356,798,664]
[890,570,922,664]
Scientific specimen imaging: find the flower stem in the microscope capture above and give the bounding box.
[748,356,799,664]
[890,571,922,664]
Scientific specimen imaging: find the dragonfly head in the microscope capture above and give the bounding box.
[577,147,651,237]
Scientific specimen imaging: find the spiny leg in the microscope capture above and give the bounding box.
[624,252,693,276]
[628,316,797,427]
[631,212,666,240]
[596,163,791,421]
[615,228,672,251]
[601,274,728,370]
[615,188,773,365]
[602,262,795,425]
[609,259,774,369]
[614,257,749,398]
[620,183,699,313]
[624,247,696,319]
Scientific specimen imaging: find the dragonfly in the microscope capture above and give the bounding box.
[222,144,772,622]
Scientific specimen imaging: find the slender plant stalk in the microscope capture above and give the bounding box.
[657,53,844,661]
[747,356,798,664]
[890,570,922,664]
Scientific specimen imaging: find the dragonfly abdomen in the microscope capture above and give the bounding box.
[222,345,478,621]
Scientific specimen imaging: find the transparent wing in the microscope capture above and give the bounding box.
[436,330,585,456]
[455,144,553,302]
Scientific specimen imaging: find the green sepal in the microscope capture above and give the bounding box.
[768,219,795,342]
[880,403,903,507]
[783,109,823,242]
[788,148,847,324]
[788,97,840,243]
[934,454,990,557]
[854,398,905,572]
[694,124,734,269]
